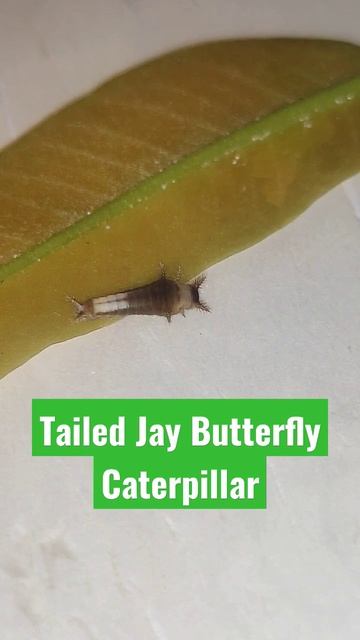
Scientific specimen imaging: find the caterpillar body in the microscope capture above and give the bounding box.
[70,270,209,323]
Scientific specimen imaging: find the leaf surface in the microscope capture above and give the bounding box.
[0,38,359,377]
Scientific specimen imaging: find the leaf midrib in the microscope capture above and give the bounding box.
[0,74,359,284]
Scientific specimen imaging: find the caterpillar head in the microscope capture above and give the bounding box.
[190,274,210,312]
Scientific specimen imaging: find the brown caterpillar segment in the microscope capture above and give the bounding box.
[70,271,209,323]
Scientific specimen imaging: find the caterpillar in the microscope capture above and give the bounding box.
[70,268,209,323]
